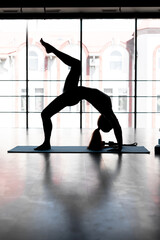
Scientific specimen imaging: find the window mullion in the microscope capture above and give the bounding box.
[80,18,83,129]
[26,21,29,129]
[134,18,137,129]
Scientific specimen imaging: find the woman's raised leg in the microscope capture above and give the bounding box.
[40,38,81,91]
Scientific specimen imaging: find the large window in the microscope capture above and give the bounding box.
[0,18,160,128]
[137,19,160,127]
[110,51,122,71]
[27,20,80,128]
[0,20,26,127]
[82,19,134,128]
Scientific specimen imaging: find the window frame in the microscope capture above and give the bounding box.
[0,12,160,128]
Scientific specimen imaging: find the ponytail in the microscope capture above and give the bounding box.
[88,128,103,150]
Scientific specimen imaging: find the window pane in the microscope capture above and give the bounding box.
[82,112,134,129]
[0,80,26,113]
[137,19,160,81]
[0,20,26,80]
[28,20,80,128]
[137,19,160,127]
[82,19,134,81]
[137,81,160,96]
[137,113,158,128]
[137,97,157,112]
[2,18,160,129]
[29,113,80,128]
[0,20,26,127]
[0,113,26,128]
[82,19,135,128]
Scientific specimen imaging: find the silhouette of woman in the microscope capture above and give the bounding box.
[35,39,123,151]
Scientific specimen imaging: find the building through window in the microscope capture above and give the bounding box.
[1,19,160,128]
[35,88,44,112]
[29,51,38,71]
[110,51,122,71]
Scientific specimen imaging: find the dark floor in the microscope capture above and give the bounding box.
[0,127,160,240]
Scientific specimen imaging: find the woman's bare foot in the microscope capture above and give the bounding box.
[40,38,53,54]
[34,143,51,151]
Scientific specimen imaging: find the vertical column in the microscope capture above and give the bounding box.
[134,18,137,129]
[26,21,29,129]
[80,18,83,129]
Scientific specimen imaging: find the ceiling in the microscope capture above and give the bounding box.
[0,7,160,14]
[0,0,160,8]
[0,1,160,14]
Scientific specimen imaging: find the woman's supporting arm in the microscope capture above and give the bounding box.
[107,112,123,151]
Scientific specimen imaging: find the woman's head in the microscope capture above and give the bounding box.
[97,114,113,133]
[88,115,113,151]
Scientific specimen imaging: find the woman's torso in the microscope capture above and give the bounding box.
[66,86,112,114]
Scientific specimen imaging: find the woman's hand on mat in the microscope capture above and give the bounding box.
[107,146,122,153]
[114,145,122,151]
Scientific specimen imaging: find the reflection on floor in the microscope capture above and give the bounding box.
[0,128,160,240]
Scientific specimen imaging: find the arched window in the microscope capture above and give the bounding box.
[110,51,122,71]
[29,50,38,71]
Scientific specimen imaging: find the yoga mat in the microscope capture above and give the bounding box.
[8,145,150,154]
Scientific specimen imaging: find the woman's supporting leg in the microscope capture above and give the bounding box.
[40,38,81,91]
[34,115,52,150]
[34,88,83,150]
[34,93,70,150]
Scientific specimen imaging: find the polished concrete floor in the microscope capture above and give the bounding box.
[0,127,160,240]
